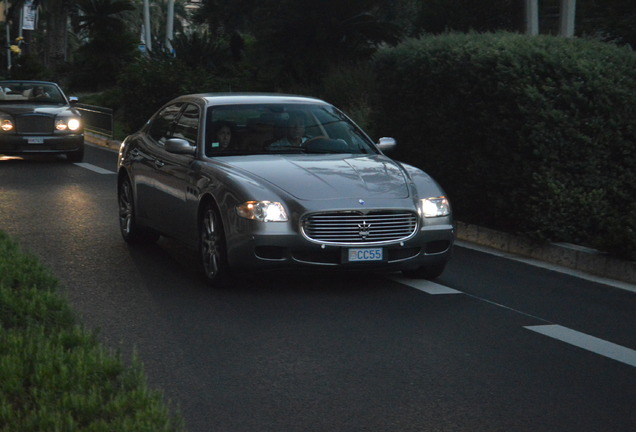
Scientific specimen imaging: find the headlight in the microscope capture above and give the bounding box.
[420,196,450,218]
[236,201,288,222]
[55,118,81,131]
[0,119,13,131]
[67,118,81,131]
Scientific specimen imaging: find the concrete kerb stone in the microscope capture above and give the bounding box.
[456,221,636,285]
[85,132,120,151]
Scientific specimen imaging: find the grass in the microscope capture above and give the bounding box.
[0,231,184,432]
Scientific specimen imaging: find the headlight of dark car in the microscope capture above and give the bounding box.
[0,117,14,132]
[419,196,451,218]
[55,117,82,132]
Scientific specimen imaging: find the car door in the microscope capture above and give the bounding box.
[132,102,183,229]
[148,102,201,240]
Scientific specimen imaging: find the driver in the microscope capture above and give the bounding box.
[269,113,307,147]
[32,86,51,99]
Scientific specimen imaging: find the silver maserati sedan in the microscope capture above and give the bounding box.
[117,94,454,285]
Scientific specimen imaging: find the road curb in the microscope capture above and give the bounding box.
[85,132,120,151]
[456,221,636,286]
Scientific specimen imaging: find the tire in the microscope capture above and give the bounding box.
[118,176,159,244]
[402,261,447,280]
[199,202,229,286]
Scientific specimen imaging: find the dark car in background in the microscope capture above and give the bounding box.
[117,94,454,285]
[0,80,84,162]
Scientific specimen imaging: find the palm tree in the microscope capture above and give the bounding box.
[43,0,75,71]
[249,0,402,86]
[72,0,135,40]
[70,0,137,88]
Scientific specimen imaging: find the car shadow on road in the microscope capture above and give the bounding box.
[121,236,397,298]
[0,154,69,164]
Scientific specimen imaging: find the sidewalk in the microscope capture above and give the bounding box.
[87,133,636,287]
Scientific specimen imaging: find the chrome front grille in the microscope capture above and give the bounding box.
[302,211,418,244]
[15,115,54,134]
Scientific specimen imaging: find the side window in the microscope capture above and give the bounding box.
[148,103,183,144]
[172,104,200,146]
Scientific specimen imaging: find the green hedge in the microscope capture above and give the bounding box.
[0,231,183,432]
[372,32,636,260]
[117,56,239,133]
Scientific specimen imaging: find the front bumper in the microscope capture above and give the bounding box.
[226,222,454,273]
[0,134,84,155]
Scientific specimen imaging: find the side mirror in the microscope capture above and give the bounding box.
[377,137,396,152]
[68,96,79,104]
[165,138,196,155]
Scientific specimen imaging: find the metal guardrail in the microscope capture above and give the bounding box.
[76,103,114,138]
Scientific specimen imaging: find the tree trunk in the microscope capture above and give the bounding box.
[43,4,68,72]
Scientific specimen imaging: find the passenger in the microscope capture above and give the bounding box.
[210,122,232,153]
[269,113,307,148]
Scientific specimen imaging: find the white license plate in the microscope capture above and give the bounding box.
[348,247,383,262]
[27,137,44,144]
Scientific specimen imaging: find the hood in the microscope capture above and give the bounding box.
[226,154,411,200]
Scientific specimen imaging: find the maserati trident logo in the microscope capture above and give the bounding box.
[358,221,371,239]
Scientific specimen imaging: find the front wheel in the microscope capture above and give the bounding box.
[402,261,447,280]
[199,203,229,286]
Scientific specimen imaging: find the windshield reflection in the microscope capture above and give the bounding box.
[204,103,377,157]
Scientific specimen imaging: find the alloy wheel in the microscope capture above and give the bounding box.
[200,206,225,281]
[119,179,134,238]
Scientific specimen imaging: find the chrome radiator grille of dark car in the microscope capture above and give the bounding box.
[15,115,54,134]
[302,211,418,244]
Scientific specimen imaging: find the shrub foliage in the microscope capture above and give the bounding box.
[373,33,636,259]
[0,232,183,431]
[117,55,239,133]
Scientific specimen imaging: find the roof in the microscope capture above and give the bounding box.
[179,93,329,106]
[0,80,59,86]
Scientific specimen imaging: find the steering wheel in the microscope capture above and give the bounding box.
[301,136,327,147]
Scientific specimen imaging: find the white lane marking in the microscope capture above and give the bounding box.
[525,324,636,368]
[392,278,636,367]
[74,163,116,174]
[387,276,462,294]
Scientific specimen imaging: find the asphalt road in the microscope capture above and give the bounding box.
[1,145,635,432]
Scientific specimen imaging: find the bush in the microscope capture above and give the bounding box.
[373,32,636,259]
[117,56,238,134]
[0,231,183,431]
[318,64,377,131]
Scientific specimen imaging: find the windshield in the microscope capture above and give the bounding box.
[0,82,66,104]
[204,103,378,157]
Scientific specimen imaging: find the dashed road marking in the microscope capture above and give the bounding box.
[389,276,635,368]
[388,276,463,294]
[525,324,636,368]
[74,162,116,174]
